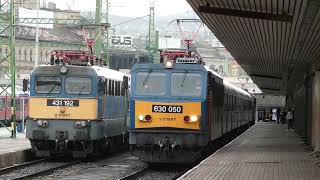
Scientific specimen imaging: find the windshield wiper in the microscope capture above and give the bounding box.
[180,71,189,87]
[47,84,57,95]
[78,86,86,95]
[142,70,153,87]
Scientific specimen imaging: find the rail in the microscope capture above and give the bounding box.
[117,166,149,180]
[0,159,80,180]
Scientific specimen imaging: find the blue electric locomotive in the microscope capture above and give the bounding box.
[25,51,129,158]
[129,49,256,163]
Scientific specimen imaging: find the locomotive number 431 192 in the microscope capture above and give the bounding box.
[47,99,79,107]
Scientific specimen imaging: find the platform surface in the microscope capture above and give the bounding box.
[0,127,30,154]
[179,122,320,180]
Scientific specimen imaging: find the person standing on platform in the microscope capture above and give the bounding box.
[287,109,294,130]
[280,110,285,124]
[276,108,280,123]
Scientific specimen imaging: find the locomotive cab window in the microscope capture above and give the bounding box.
[65,77,92,95]
[35,76,61,94]
[135,71,166,96]
[171,72,202,97]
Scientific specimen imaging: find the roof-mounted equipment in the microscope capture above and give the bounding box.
[50,50,105,67]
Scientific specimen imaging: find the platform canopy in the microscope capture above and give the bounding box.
[186,0,320,94]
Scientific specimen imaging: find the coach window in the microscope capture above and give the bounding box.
[225,94,228,110]
[29,49,33,62]
[171,72,202,97]
[108,79,112,95]
[111,80,114,95]
[16,100,20,110]
[118,81,121,96]
[229,95,232,110]
[115,81,117,95]
[0,98,4,110]
[116,81,120,96]
[35,77,61,94]
[120,81,124,96]
[114,81,117,96]
[65,77,92,95]
[227,94,230,110]
[232,95,235,110]
[104,79,109,95]
[135,71,166,96]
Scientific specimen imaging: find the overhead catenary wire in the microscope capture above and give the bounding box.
[112,15,150,27]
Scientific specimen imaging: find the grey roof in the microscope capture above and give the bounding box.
[187,0,320,94]
[1,25,83,44]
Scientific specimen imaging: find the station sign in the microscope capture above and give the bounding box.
[111,35,133,47]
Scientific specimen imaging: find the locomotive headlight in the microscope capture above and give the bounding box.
[75,121,81,128]
[190,115,199,122]
[145,115,152,121]
[37,120,43,126]
[42,120,48,127]
[164,60,174,69]
[138,114,144,121]
[60,65,68,74]
[80,121,86,127]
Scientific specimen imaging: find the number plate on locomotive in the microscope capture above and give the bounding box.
[47,99,79,107]
[152,105,183,113]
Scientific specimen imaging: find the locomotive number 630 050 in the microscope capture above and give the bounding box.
[152,105,183,113]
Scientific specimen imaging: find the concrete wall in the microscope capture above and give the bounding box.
[293,85,309,138]
[311,71,320,151]
[295,64,320,151]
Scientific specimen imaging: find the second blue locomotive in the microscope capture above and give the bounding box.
[129,49,256,163]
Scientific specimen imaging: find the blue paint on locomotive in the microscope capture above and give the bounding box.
[27,65,129,158]
[201,101,207,130]
[130,99,135,128]
[129,63,209,129]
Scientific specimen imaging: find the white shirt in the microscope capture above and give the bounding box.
[287,111,293,120]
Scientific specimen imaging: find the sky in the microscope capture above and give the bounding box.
[48,0,193,17]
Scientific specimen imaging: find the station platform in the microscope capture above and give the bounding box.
[179,122,320,180]
[0,127,31,168]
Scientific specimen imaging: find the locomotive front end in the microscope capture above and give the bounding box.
[129,62,208,164]
[26,65,101,158]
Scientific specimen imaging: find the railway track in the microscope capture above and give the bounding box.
[118,166,149,180]
[0,159,80,180]
[118,165,188,180]
[0,159,46,175]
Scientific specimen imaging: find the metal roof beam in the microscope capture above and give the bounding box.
[260,87,280,91]
[250,73,282,80]
[260,87,281,92]
[198,6,293,22]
